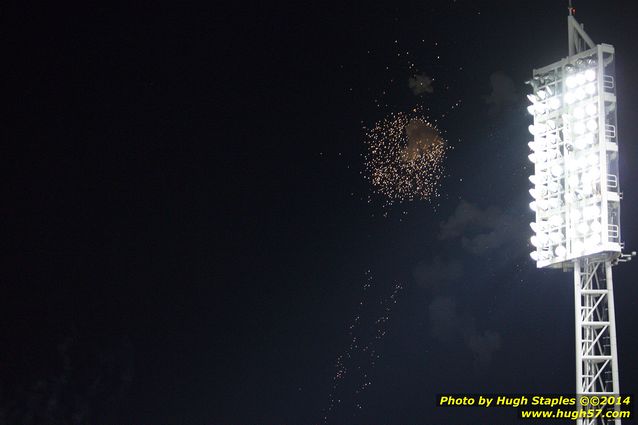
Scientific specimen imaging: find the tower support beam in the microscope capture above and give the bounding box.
[574,258,621,425]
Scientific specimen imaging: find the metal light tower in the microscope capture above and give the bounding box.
[526,6,633,425]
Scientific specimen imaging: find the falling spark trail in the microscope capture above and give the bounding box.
[323,272,404,423]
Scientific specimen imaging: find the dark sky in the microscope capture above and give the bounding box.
[4,1,638,424]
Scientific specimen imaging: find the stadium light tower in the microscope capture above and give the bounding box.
[526,4,634,425]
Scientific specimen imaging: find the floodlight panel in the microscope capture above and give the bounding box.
[527,44,622,268]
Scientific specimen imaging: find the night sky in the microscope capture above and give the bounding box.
[4,1,638,424]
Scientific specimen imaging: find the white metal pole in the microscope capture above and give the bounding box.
[574,260,583,394]
[605,261,622,425]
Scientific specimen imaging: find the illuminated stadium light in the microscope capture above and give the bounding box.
[550,164,563,177]
[577,222,589,235]
[548,97,561,109]
[575,87,586,100]
[565,75,578,88]
[525,11,633,411]
[525,26,621,266]
[549,231,563,244]
[547,181,560,192]
[573,121,586,135]
[590,220,602,233]
[548,214,563,227]
[575,72,586,85]
[555,245,567,257]
[530,235,540,247]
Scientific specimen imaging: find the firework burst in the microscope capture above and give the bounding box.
[363,110,449,206]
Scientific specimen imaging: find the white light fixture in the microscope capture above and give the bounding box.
[583,204,600,219]
[566,75,578,88]
[551,165,563,177]
[584,69,596,82]
[577,222,589,235]
[574,121,586,135]
[550,231,563,244]
[548,198,561,209]
[575,73,586,86]
[549,215,563,227]
[555,245,567,257]
[585,234,601,248]
[549,97,561,109]
[580,133,595,146]
[536,199,549,210]
[571,210,581,222]
[574,137,588,150]
[547,181,560,192]
[575,87,586,100]
[531,235,539,247]
[590,220,602,233]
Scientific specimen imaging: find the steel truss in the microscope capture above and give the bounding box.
[574,258,621,425]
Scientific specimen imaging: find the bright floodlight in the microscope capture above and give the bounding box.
[548,97,561,109]
[527,31,621,270]
[527,17,627,409]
